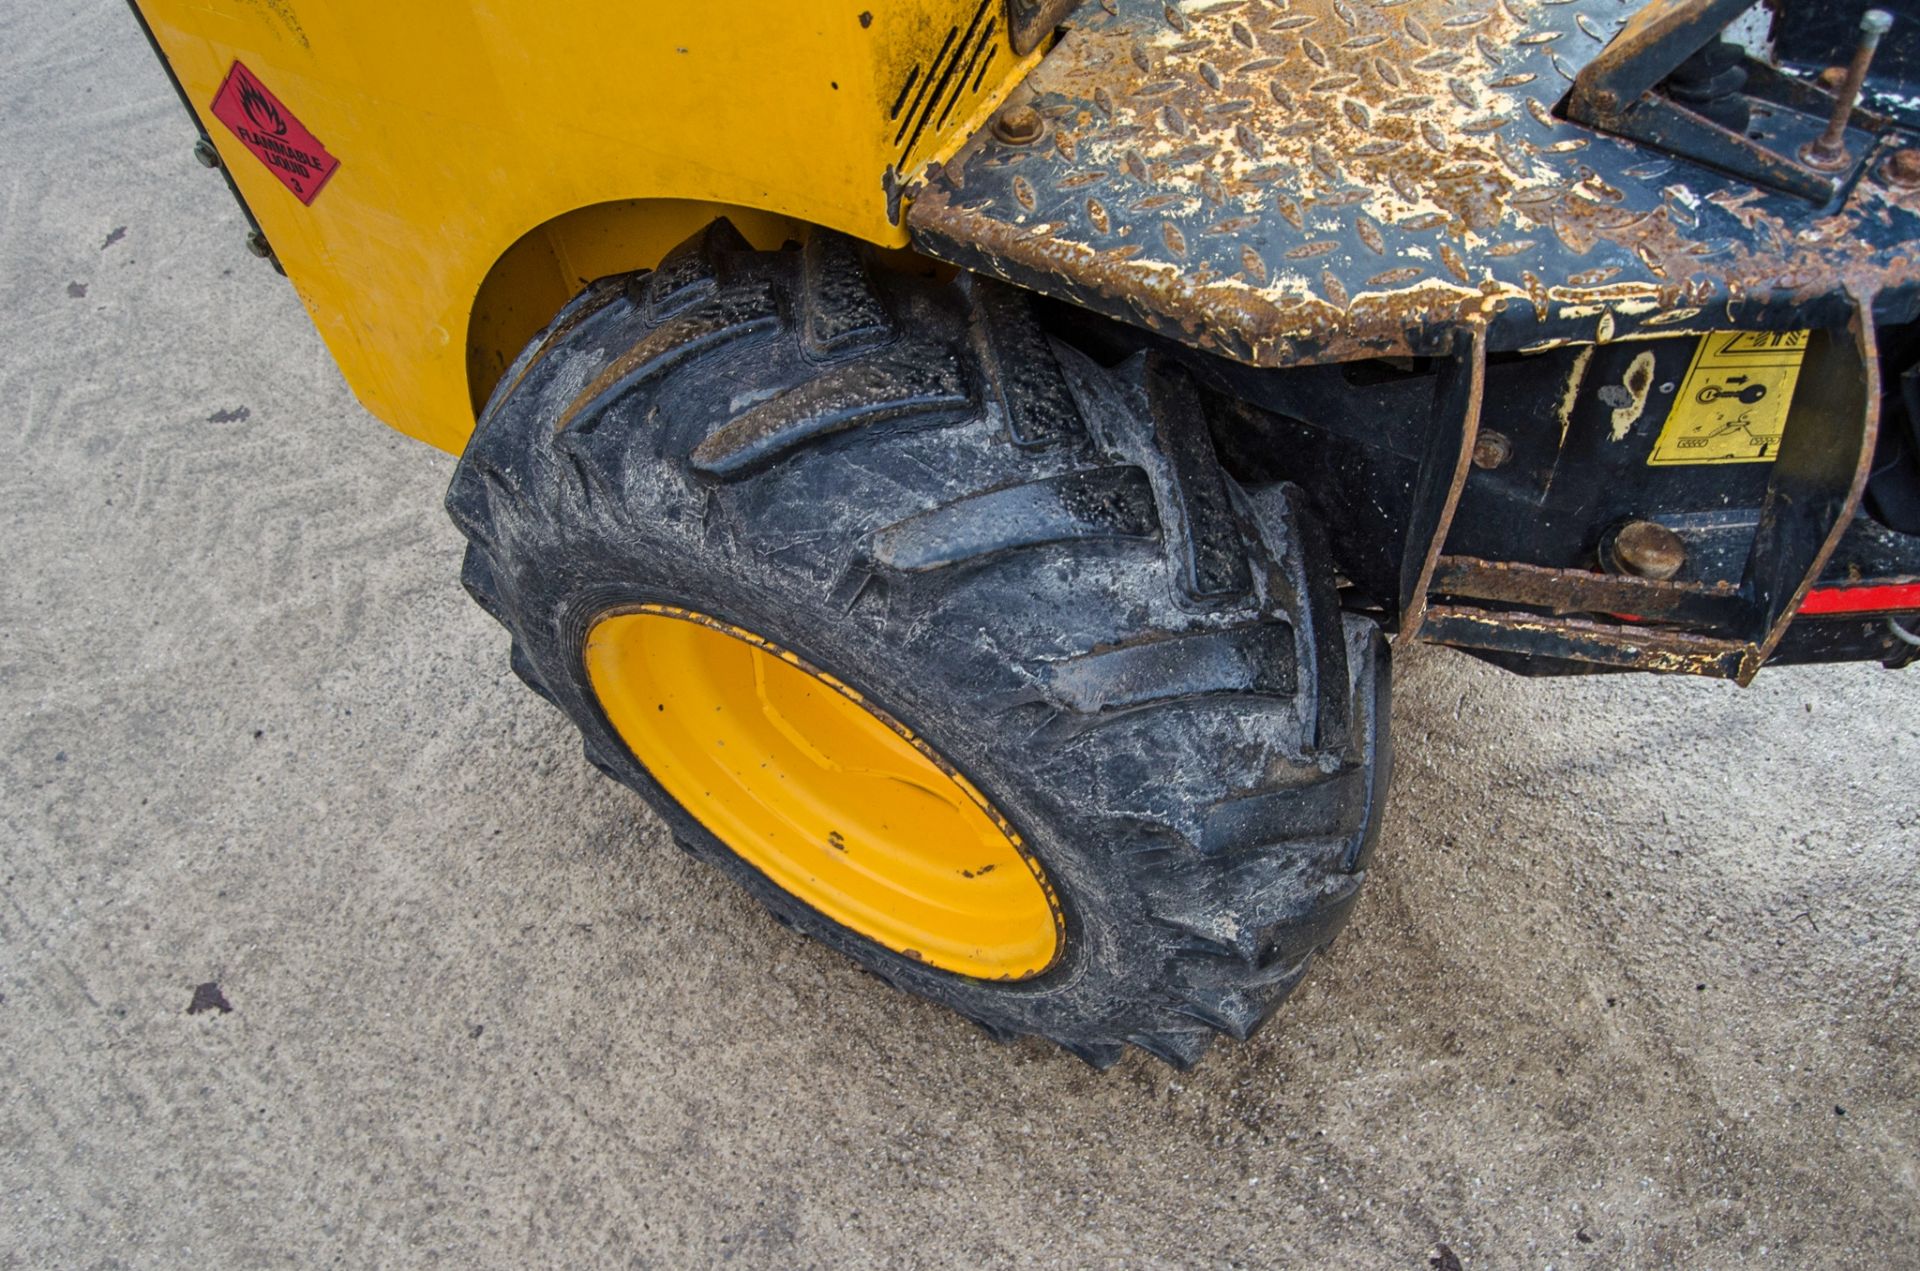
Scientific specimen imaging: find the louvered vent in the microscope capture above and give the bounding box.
[890,0,1001,174]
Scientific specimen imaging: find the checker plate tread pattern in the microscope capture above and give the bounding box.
[908,0,1920,367]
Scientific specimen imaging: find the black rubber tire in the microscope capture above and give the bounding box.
[446,220,1392,1069]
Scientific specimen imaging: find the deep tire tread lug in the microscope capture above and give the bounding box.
[459,545,505,621]
[510,643,556,704]
[642,217,752,319]
[1039,622,1300,716]
[968,279,1086,450]
[867,465,1160,574]
[1168,955,1313,1043]
[801,229,895,359]
[690,343,975,477]
[1088,353,1254,604]
[1126,1029,1214,1070]
[555,282,781,435]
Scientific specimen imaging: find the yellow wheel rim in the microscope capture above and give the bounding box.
[584,605,1063,980]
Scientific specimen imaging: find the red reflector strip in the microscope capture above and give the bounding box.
[1799,582,1920,615]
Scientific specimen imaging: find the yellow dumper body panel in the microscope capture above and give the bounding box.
[134,1,1033,452]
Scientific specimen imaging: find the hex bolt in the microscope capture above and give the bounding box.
[192,137,221,169]
[991,103,1044,146]
[245,229,274,259]
[1601,520,1688,582]
[1884,147,1920,188]
[1801,10,1893,172]
[1471,430,1513,470]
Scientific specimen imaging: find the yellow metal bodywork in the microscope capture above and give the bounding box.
[586,607,1063,979]
[134,0,1037,453]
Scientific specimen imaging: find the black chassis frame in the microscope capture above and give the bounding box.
[919,0,1920,680]
[1193,318,1920,679]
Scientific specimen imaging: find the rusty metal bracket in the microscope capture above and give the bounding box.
[1005,0,1081,55]
[1744,295,1883,671]
[1566,0,1887,202]
[1403,300,1882,682]
[1427,558,1747,627]
[1399,327,1485,643]
[1419,606,1753,678]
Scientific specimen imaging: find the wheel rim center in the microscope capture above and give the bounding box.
[584,606,1062,980]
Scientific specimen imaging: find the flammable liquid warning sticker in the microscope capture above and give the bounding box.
[209,62,339,206]
[1648,330,1809,466]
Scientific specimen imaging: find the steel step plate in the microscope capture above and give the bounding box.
[908,0,1920,367]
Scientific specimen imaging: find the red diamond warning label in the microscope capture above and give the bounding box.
[209,62,339,206]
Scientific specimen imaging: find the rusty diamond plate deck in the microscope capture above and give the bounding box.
[908,0,1920,366]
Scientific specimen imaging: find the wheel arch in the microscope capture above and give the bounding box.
[463,199,807,433]
[130,0,1044,455]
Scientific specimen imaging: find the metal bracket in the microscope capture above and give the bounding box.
[1004,0,1079,55]
[1743,298,1883,673]
[1566,0,1884,202]
[1398,327,1485,643]
[1404,298,1883,683]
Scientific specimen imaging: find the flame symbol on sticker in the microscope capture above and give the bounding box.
[237,75,287,136]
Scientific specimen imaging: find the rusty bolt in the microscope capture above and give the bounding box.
[1602,520,1688,582]
[245,229,274,259]
[1816,65,1850,92]
[992,103,1044,146]
[1885,148,1920,188]
[1472,430,1513,470]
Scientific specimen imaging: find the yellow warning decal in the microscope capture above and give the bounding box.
[1649,330,1808,465]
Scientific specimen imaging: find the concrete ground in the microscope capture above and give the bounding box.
[3,4,1917,1267]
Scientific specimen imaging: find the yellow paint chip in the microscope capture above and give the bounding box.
[1555,346,1594,447]
[1649,330,1809,465]
[1610,350,1657,441]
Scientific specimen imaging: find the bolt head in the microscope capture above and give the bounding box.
[1886,148,1920,187]
[992,104,1044,145]
[1863,9,1894,36]
[1604,520,1688,582]
[192,137,221,168]
[245,230,273,259]
[1816,65,1849,92]
[1471,430,1513,470]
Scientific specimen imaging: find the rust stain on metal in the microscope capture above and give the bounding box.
[1400,325,1485,644]
[908,0,1920,368]
[1885,147,1920,190]
[1745,297,1883,677]
[1421,603,1749,677]
[1432,554,1737,614]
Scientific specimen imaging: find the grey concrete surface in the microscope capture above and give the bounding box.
[3,5,1917,1268]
